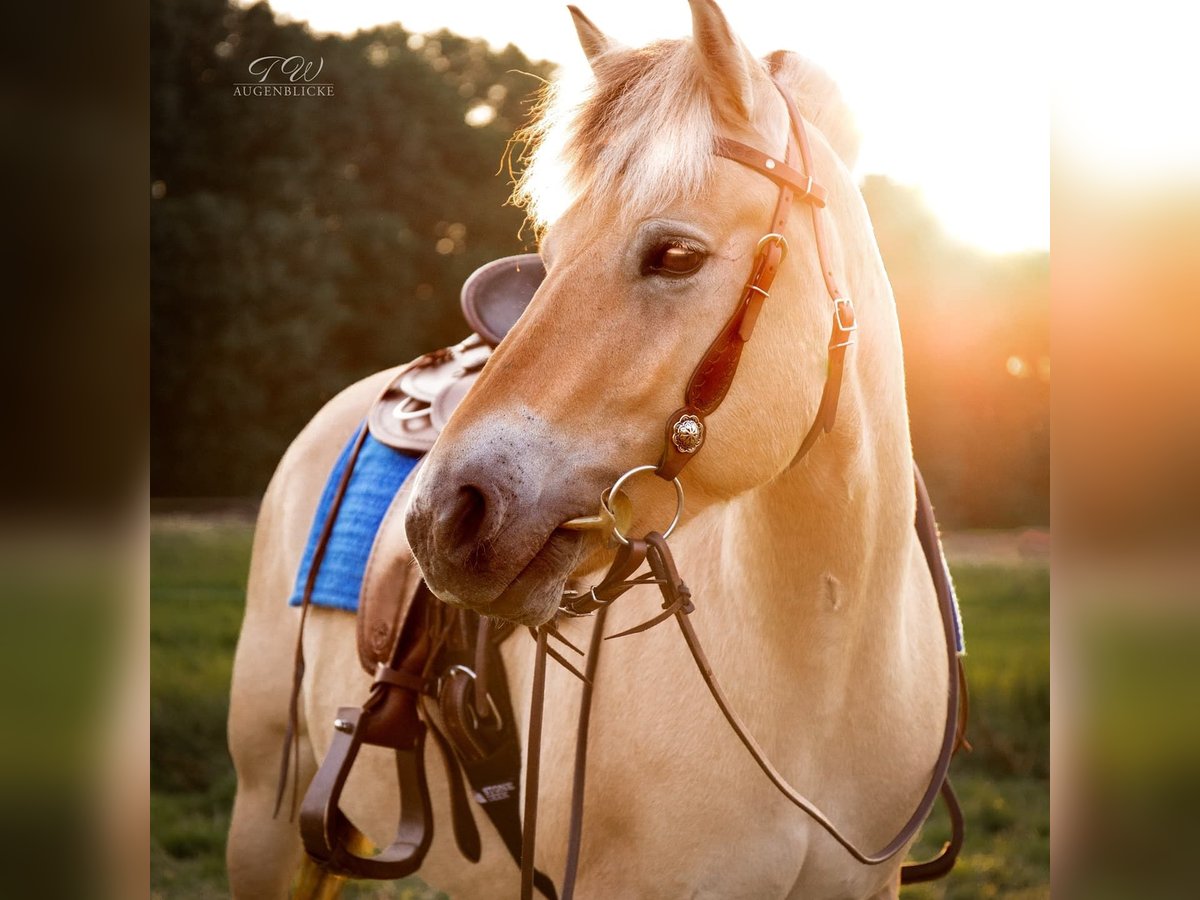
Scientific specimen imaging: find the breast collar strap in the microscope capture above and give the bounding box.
[655,78,857,482]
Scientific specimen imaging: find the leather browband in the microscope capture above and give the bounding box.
[655,79,856,482]
[712,137,828,207]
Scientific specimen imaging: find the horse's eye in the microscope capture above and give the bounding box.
[643,242,705,277]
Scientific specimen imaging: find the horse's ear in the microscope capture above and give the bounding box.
[688,0,755,121]
[568,6,615,70]
[765,50,861,170]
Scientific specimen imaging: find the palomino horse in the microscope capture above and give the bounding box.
[227,1,954,897]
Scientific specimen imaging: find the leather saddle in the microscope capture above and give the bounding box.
[294,254,558,896]
[368,254,544,456]
[356,253,543,673]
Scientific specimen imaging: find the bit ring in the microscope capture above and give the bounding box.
[602,465,685,546]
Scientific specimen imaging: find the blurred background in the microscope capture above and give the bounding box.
[149,1,1050,897]
[150,0,1050,524]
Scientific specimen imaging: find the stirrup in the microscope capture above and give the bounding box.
[299,706,434,879]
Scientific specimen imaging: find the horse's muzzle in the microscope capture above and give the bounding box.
[404,442,598,624]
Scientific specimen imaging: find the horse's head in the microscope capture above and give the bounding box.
[407,0,881,624]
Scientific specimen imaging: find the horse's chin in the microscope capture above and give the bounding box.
[565,542,619,587]
[431,529,589,627]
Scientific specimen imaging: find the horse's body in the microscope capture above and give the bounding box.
[227,3,950,897]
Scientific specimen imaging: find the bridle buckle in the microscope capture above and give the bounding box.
[755,232,789,263]
[833,297,857,332]
[830,297,858,350]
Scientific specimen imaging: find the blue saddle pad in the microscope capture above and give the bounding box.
[289,429,420,613]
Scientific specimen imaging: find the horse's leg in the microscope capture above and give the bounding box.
[292,830,375,900]
[227,368,404,897]
[227,484,316,899]
[226,615,314,896]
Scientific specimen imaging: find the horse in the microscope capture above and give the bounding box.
[226,2,953,897]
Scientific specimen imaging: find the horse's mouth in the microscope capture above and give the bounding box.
[437,527,590,626]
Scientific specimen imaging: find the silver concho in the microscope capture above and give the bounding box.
[671,414,704,453]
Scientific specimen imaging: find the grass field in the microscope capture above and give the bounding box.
[150,519,1048,899]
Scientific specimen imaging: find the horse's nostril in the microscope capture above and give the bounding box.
[446,483,489,546]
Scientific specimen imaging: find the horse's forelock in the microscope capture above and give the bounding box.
[510,40,859,234]
[511,39,718,232]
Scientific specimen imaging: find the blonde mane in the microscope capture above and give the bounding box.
[509,41,859,236]
[510,39,721,232]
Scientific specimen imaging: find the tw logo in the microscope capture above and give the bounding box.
[247,55,325,84]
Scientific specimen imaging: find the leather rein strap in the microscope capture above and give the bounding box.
[528,467,965,900]
[656,78,856,481]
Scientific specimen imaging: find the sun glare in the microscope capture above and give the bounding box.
[256,0,1049,254]
[1053,0,1200,184]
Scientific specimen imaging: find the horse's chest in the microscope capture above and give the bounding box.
[527,630,909,897]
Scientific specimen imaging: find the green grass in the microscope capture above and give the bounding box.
[151,522,252,899]
[151,523,254,795]
[900,566,1050,899]
[150,523,1048,898]
[950,567,1050,780]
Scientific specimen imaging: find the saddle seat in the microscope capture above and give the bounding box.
[368,254,544,455]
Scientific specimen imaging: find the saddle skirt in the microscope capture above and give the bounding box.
[368,254,543,454]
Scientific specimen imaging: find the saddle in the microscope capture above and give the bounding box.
[285,255,555,893]
[368,254,544,457]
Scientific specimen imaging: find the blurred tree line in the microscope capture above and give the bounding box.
[865,177,1049,527]
[151,0,550,495]
[152,0,1048,527]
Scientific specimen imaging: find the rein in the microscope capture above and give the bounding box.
[543,469,965,899]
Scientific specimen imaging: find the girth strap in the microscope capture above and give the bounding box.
[425,719,483,862]
[434,616,560,900]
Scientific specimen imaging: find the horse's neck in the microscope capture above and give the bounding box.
[686,239,919,689]
[721,439,912,606]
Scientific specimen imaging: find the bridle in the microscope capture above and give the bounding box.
[653,78,856,483]
[524,77,967,899]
